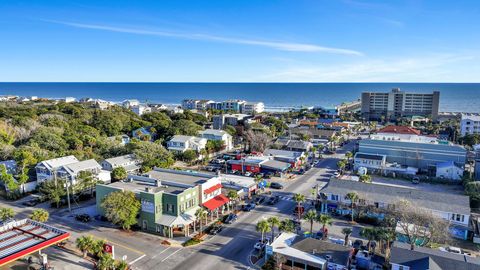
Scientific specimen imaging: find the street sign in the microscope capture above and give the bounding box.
[103,243,115,259]
[265,245,273,256]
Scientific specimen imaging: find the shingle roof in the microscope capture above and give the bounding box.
[62,159,101,174]
[322,179,470,215]
[378,125,421,135]
[390,242,480,270]
[199,129,229,137]
[103,154,138,167]
[286,140,311,150]
[37,156,79,170]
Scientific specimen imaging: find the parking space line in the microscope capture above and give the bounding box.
[161,248,182,262]
[129,254,146,265]
[152,247,171,259]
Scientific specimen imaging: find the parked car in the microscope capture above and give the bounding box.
[94,215,109,222]
[313,160,320,166]
[223,213,238,224]
[333,172,341,177]
[22,199,39,207]
[254,196,265,205]
[75,214,91,223]
[254,241,265,251]
[268,196,279,205]
[269,182,283,190]
[244,171,252,177]
[412,177,420,184]
[243,203,256,211]
[209,224,223,235]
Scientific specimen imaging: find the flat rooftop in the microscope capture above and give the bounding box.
[108,179,187,195]
[145,169,214,186]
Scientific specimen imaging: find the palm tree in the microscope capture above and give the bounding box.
[0,207,14,222]
[345,192,358,222]
[115,260,129,270]
[279,219,295,233]
[256,220,271,242]
[267,217,280,240]
[360,227,377,254]
[317,214,333,240]
[76,235,95,258]
[30,209,49,222]
[195,208,208,233]
[341,228,353,246]
[378,228,396,262]
[303,210,317,236]
[293,193,306,220]
[345,151,353,163]
[227,190,239,212]
[337,160,346,174]
[97,253,115,270]
[92,239,106,258]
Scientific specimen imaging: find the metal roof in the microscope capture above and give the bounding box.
[322,179,471,215]
[0,219,70,267]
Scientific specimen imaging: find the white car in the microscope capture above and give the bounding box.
[244,172,252,177]
[254,242,265,250]
[333,172,341,177]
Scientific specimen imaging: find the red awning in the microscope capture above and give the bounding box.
[203,194,230,211]
[204,183,222,194]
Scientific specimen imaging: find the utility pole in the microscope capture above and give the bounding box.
[65,176,71,213]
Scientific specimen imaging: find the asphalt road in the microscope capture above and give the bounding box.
[172,141,355,270]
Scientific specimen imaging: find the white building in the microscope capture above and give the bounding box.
[62,97,76,103]
[353,153,387,171]
[436,161,464,180]
[199,129,233,150]
[219,174,257,198]
[131,105,151,116]
[241,102,265,114]
[35,156,80,183]
[122,99,140,108]
[460,114,480,136]
[167,135,207,154]
[101,154,141,172]
[56,159,111,184]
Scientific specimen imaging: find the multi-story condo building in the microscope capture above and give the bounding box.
[361,88,440,121]
[460,114,480,136]
[221,99,246,112]
[212,114,251,129]
[96,169,230,238]
[241,102,265,114]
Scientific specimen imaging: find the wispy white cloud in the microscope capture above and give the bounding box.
[257,54,477,82]
[47,20,364,56]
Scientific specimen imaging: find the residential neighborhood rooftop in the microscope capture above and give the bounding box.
[37,155,79,170]
[62,159,100,174]
[390,242,480,270]
[377,125,422,135]
[103,154,138,167]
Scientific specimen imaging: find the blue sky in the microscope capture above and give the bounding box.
[1,0,479,82]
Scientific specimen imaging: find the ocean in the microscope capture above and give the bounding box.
[0,82,479,113]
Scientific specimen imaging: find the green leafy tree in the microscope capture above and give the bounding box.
[0,165,19,198]
[77,171,98,197]
[337,160,346,174]
[111,167,127,181]
[39,179,67,208]
[303,210,318,236]
[317,214,332,239]
[267,216,280,240]
[182,150,198,164]
[359,174,372,183]
[256,220,271,242]
[0,207,14,222]
[129,141,174,170]
[224,125,237,137]
[30,209,49,222]
[92,239,107,257]
[101,191,141,230]
[345,192,359,222]
[115,259,129,270]
[76,235,95,258]
[360,227,377,253]
[345,151,353,162]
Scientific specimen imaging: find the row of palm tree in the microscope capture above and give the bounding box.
[76,235,128,270]
[359,227,396,262]
[303,210,333,239]
[256,218,297,242]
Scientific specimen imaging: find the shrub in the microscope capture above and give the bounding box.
[161,240,171,246]
[183,238,202,247]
